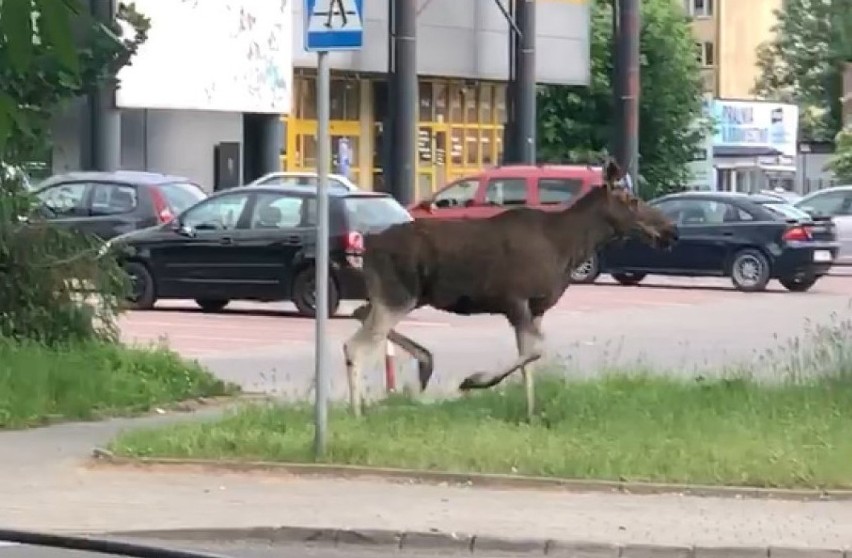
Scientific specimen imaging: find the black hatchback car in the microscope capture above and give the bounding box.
[574,192,839,292]
[33,170,208,240]
[105,184,413,317]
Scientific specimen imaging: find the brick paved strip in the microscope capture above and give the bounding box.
[100,527,849,558]
[94,454,852,502]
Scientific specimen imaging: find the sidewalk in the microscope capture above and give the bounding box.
[2,459,852,550]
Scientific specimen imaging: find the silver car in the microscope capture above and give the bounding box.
[795,185,852,265]
[246,171,360,192]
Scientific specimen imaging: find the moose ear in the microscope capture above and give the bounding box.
[604,160,623,189]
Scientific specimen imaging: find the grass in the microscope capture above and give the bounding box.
[108,315,852,489]
[0,337,237,429]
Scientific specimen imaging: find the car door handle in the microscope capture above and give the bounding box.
[284,235,301,245]
[220,236,234,245]
[722,231,734,237]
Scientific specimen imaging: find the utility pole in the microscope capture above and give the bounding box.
[89,0,121,171]
[614,0,640,189]
[389,0,417,205]
[514,0,536,164]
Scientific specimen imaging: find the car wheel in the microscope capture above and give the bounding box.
[730,249,771,292]
[195,299,230,312]
[612,272,646,286]
[570,255,601,284]
[124,261,156,310]
[291,267,340,318]
[779,275,818,292]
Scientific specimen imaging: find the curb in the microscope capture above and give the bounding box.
[100,526,850,557]
[90,452,852,502]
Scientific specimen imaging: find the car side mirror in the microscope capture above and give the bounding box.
[417,199,435,211]
[172,220,195,237]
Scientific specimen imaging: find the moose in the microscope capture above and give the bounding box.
[344,160,679,419]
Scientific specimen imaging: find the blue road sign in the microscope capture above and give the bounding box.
[304,0,364,52]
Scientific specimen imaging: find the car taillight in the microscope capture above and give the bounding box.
[782,225,812,242]
[150,186,175,224]
[344,231,365,253]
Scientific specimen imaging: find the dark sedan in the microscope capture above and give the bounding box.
[105,184,413,317]
[33,170,208,240]
[573,192,838,292]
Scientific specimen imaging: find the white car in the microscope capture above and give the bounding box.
[247,171,360,192]
[795,185,852,265]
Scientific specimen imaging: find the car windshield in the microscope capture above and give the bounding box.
[758,200,813,221]
[158,182,207,214]
[260,175,350,190]
[344,195,413,231]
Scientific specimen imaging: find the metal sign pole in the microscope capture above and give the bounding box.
[304,0,364,461]
[313,50,331,459]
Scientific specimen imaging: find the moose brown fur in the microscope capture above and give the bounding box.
[343,161,678,419]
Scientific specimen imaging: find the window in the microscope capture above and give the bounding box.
[344,196,413,231]
[798,191,852,217]
[760,201,812,221]
[433,179,478,208]
[37,182,89,217]
[685,0,713,17]
[658,199,750,225]
[538,178,584,205]
[181,192,250,231]
[90,183,138,216]
[158,182,207,215]
[485,178,527,206]
[696,42,715,67]
[250,193,304,229]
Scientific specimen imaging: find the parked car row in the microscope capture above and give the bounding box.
[29,166,846,315]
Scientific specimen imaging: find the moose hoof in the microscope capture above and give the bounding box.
[459,372,489,391]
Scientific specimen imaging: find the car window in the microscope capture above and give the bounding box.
[485,178,527,206]
[181,192,250,231]
[798,191,852,217]
[538,178,583,205]
[652,199,750,225]
[258,175,348,190]
[344,195,413,231]
[90,183,138,216]
[36,182,90,217]
[158,182,207,214]
[249,193,304,229]
[433,179,478,208]
[759,201,812,221]
[651,199,685,220]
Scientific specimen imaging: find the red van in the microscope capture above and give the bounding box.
[408,164,605,220]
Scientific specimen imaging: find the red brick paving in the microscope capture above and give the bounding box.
[119,276,852,357]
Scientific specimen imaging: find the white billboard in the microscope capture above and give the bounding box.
[116,0,293,114]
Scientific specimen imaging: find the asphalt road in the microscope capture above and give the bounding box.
[0,541,477,558]
[118,275,852,399]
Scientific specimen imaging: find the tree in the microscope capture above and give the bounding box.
[753,0,852,142]
[0,0,150,343]
[537,0,706,197]
[826,126,852,182]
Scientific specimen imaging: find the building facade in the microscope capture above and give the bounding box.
[683,0,782,98]
[284,0,590,198]
[50,0,590,197]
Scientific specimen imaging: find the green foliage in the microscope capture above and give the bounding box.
[0,337,237,429]
[0,1,150,343]
[826,126,852,182]
[537,0,705,198]
[753,0,852,142]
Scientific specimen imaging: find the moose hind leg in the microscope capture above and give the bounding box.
[352,303,435,391]
[343,301,410,417]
